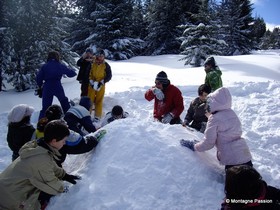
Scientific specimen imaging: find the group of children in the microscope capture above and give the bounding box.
[145,58,280,209]
[1,52,279,209]
[0,97,127,209]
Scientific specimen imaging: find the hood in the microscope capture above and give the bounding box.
[19,140,61,160]
[207,87,232,113]
[19,140,47,159]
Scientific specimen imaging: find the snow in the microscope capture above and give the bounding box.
[0,51,280,209]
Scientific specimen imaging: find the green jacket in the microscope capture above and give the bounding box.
[205,67,223,92]
[0,140,65,210]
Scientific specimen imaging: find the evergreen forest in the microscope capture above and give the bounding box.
[0,0,279,91]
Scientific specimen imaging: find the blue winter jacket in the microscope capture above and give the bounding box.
[36,59,76,89]
[64,105,96,136]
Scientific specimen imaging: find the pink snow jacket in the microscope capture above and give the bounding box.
[194,87,252,165]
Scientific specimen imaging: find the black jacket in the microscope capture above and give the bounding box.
[184,97,208,131]
[7,122,35,154]
[76,58,92,84]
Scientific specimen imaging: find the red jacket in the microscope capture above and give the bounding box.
[145,84,184,120]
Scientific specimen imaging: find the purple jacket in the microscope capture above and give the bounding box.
[194,87,252,165]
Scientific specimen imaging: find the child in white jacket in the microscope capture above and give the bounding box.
[180,87,252,169]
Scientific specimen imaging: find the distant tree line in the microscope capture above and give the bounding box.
[0,0,279,91]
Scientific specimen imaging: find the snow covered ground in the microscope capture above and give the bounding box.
[0,50,279,209]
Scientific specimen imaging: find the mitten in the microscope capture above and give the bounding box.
[162,113,173,124]
[89,80,95,88]
[93,129,107,142]
[84,135,98,147]
[152,88,164,100]
[97,80,104,90]
[62,173,81,184]
[180,139,196,151]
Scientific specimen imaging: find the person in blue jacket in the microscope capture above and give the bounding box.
[64,96,97,136]
[36,51,76,120]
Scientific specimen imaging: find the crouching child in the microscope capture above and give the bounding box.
[0,120,80,210]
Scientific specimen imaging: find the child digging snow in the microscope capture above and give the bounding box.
[180,87,253,170]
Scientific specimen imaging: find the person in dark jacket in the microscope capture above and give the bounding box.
[182,84,211,133]
[76,48,95,96]
[35,104,105,167]
[36,51,77,120]
[204,56,223,92]
[221,165,280,210]
[145,71,184,124]
[64,96,97,136]
[7,104,35,161]
[101,105,129,127]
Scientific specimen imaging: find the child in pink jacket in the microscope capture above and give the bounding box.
[180,87,252,169]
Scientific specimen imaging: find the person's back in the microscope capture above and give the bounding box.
[7,104,35,161]
[64,96,96,135]
[36,51,76,120]
[0,120,72,210]
[194,87,252,166]
[204,56,223,92]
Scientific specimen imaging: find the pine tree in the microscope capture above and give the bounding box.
[66,0,101,54]
[179,0,226,66]
[2,0,76,91]
[89,0,144,60]
[250,16,266,49]
[70,0,144,59]
[145,0,182,55]
[259,28,280,50]
[218,0,254,55]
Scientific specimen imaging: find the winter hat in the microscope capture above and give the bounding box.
[85,47,93,54]
[204,56,216,67]
[79,96,92,111]
[95,49,105,56]
[207,87,232,113]
[8,104,34,123]
[45,104,63,121]
[112,105,123,117]
[155,71,169,85]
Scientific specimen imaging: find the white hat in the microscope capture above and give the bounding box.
[7,104,34,123]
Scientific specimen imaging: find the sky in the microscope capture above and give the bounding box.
[251,0,280,30]
[0,51,280,209]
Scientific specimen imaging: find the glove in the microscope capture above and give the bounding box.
[84,135,98,146]
[98,80,104,89]
[162,113,173,124]
[62,173,81,184]
[152,88,164,100]
[93,129,107,142]
[180,139,198,151]
[90,80,95,88]
[93,81,103,91]
[35,87,43,98]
